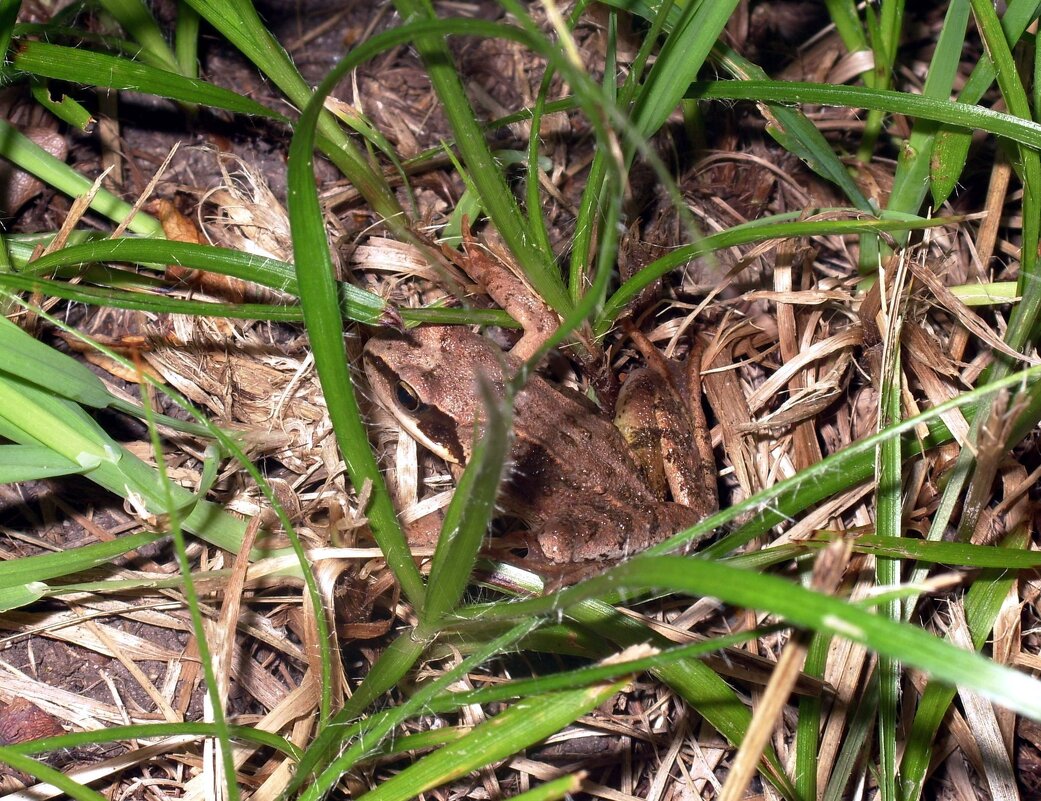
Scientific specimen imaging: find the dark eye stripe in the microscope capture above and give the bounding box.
[364,351,466,464]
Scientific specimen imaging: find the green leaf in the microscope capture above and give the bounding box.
[0,444,85,482]
[12,41,284,120]
[21,238,388,323]
[0,314,117,408]
[464,557,1041,722]
[0,119,162,236]
[357,683,626,801]
[95,0,180,72]
[422,375,513,624]
[0,529,163,597]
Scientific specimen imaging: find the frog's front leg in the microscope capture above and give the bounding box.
[460,231,559,360]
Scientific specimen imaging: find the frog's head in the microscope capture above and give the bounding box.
[362,325,508,464]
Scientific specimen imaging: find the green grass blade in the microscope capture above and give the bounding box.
[297,621,540,801]
[0,118,162,236]
[823,0,869,54]
[95,0,180,72]
[12,41,282,119]
[794,632,830,799]
[629,0,737,151]
[885,0,970,235]
[0,270,306,320]
[422,378,513,624]
[0,747,107,801]
[0,444,85,482]
[463,557,1041,721]
[898,528,1029,801]
[822,670,878,801]
[22,238,388,323]
[174,1,201,77]
[857,0,904,159]
[714,43,874,211]
[390,0,567,313]
[0,314,117,408]
[358,682,627,801]
[875,286,903,801]
[690,80,1041,149]
[286,31,426,610]
[597,212,945,333]
[802,534,1041,568]
[930,0,1039,204]
[0,528,162,593]
[284,630,427,796]
[29,77,94,129]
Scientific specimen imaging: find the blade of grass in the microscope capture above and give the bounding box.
[865,0,970,272]
[711,43,874,211]
[931,0,1039,205]
[0,314,119,408]
[12,41,282,119]
[140,374,239,801]
[0,118,163,236]
[95,0,180,72]
[0,270,306,320]
[286,26,426,610]
[822,668,879,801]
[912,0,1041,633]
[22,238,388,323]
[390,0,568,314]
[183,0,405,231]
[0,444,85,483]
[898,527,1029,801]
[0,747,107,801]
[420,376,513,625]
[297,620,540,801]
[690,80,1041,149]
[29,77,95,129]
[358,681,629,801]
[874,254,906,801]
[459,557,1041,722]
[174,2,200,77]
[596,211,947,334]
[857,0,904,160]
[283,630,428,796]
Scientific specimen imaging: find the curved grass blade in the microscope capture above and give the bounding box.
[0,270,305,320]
[463,556,1041,722]
[22,238,387,323]
[12,41,284,119]
[0,119,162,236]
[421,376,513,625]
[690,80,1041,149]
[286,23,426,610]
[357,681,627,801]
[597,211,944,334]
[0,746,106,801]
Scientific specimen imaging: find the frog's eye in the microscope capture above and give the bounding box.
[395,381,424,412]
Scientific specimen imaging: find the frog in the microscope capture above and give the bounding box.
[362,233,718,571]
[364,323,718,569]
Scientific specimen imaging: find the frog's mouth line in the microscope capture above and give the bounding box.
[363,352,466,464]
